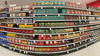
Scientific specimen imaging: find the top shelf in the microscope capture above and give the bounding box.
[0,6,100,14]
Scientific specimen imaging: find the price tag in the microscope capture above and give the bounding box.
[33,34,35,37]
[77,47,78,50]
[17,23,19,25]
[20,50,22,52]
[42,35,43,37]
[41,7,43,9]
[29,11,31,13]
[25,51,28,54]
[80,41,81,44]
[58,14,60,16]
[58,34,60,37]
[50,28,51,30]
[33,7,34,9]
[62,40,65,43]
[25,23,27,26]
[34,41,35,43]
[73,32,75,35]
[33,20,35,23]
[54,6,56,8]
[80,31,81,34]
[79,20,81,23]
[24,51,26,54]
[45,14,47,16]
[22,17,24,20]
[67,50,69,53]
[73,43,75,46]
[66,33,68,36]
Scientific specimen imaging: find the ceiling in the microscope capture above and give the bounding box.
[0,0,97,8]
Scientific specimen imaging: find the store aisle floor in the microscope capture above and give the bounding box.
[0,42,100,56]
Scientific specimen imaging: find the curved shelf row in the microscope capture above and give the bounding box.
[33,24,99,29]
[1,40,94,54]
[33,14,100,17]
[0,26,99,36]
[0,35,91,47]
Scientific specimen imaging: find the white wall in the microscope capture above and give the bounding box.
[0,0,96,8]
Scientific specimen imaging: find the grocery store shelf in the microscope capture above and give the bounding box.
[0,17,33,19]
[29,41,94,54]
[0,30,33,35]
[33,24,98,29]
[33,6,89,11]
[33,14,100,17]
[0,22,33,24]
[0,26,33,30]
[34,19,88,22]
[7,33,90,42]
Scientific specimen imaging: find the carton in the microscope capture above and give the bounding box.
[58,1,62,6]
[62,9,66,14]
[62,1,66,6]
[54,1,58,6]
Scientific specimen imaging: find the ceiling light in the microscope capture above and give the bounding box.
[9,4,16,7]
[76,3,80,4]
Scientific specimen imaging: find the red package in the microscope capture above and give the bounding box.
[38,36,43,40]
[43,35,47,40]
[45,41,50,46]
[66,9,69,14]
[33,23,38,27]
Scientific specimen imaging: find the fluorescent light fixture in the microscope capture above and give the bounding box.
[9,4,16,7]
[76,2,80,4]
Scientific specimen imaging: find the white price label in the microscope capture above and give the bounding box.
[50,28,51,30]
[58,34,60,36]
[33,20,35,23]
[41,7,43,9]
[54,6,56,8]
[17,23,19,25]
[45,14,47,16]
[22,18,24,20]
[33,7,34,9]
[33,34,35,37]
[58,14,60,16]
[67,33,68,36]
[25,23,27,26]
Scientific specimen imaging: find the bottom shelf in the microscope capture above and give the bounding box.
[0,41,95,55]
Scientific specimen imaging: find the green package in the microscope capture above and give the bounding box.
[58,16,64,20]
[41,9,45,14]
[33,29,38,33]
[45,29,49,33]
[50,29,55,33]
[41,16,45,20]
[53,16,58,20]
[54,1,58,6]
[49,16,53,20]
[37,16,42,20]
[54,29,58,33]
[62,9,66,14]
[45,9,49,14]
[35,1,39,6]
[62,1,66,6]
[58,1,62,6]
[54,9,58,13]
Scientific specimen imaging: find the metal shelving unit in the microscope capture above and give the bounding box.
[0,1,100,55]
